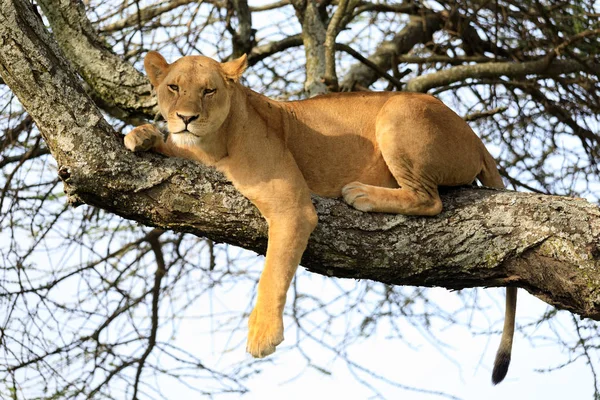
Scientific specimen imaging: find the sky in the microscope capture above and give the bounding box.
[151,248,596,400]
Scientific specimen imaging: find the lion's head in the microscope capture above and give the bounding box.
[144,52,247,144]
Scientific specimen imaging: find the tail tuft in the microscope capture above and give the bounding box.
[492,349,511,385]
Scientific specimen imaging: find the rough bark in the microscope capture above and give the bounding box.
[1,0,600,321]
[292,0,328,97]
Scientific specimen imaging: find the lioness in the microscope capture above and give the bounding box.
[125,52,517,384]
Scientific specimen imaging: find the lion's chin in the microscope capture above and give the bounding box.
[170,131,205,147]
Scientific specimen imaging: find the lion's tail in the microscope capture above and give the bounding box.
[492,287,517,384]
[477,147,517,385]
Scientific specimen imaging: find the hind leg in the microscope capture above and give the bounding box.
[342,181,442,216]
[342,147,443,216]
[342,98,449,216]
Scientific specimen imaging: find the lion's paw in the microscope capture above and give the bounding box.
[246,307,284,358]
[342,182,375,212]
[124,124,161,152]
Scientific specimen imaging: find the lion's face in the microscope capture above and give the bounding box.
[144,52,247,144]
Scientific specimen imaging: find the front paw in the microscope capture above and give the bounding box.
[124,124,161,152]
[246,307,284,358]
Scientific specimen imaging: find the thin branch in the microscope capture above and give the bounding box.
[324,0,350,91]
[405,58,600,93]
[249,0,290,12]
[0,115,33,152]
[336,43,407,91]
[247,34,303,65]
[99,0,289,32]
[545,28,600,64]
[463,106,508,122]
[0,147,50,168]
[352,1,419,16]
[99,0,202,33]
[132,229,166,400]
[339,12,444,90]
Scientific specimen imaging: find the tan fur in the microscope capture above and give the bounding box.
[125,52,516,381]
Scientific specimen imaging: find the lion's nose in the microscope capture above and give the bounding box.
[176,113,199,125]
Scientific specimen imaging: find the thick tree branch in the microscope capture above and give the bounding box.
[227,0,254,57]
[2,0,600,323]
[292,0,328,96]
[36,0,156,124]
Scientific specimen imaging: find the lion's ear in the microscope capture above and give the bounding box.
[144,51,169,87]
[221,54,247,82]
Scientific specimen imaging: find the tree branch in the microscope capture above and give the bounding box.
[98,0,203,33]
[247,34,303,65]
[36,0,157,124]
[98,0,290,33]
[405,57,600,93]
[339,12,443,91]
[323,0,352,91]
[2,0,600,323]
[133,229,166,400]
[463,106,508,122]
[227,0,254,57]
[292,0,328,96]
[336,43,406,90]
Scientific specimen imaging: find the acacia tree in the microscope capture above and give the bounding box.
[1,0,599,399]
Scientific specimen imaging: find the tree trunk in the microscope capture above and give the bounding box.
[1,0,599,320]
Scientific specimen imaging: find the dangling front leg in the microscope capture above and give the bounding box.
[246,208,317,357]
[218,141,318,358]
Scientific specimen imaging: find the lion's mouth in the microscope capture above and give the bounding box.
[170,128,205,139]
[168,119,209,137]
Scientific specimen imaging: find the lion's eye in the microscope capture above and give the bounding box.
[168,84,179,92]
[204,88,216,96]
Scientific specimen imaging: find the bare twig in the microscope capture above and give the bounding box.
[132,229,166,400]
[463,106,508,122]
